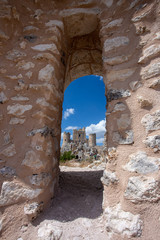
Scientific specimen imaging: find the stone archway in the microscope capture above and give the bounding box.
[0,0,160,239]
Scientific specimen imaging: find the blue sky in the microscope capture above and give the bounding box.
[61,75,106,145]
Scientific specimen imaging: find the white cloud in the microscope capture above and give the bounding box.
[64,108,75,119]
[95,75,103,81]
[96,137,104,144]
[65,126,78,130]
[86,119,106,138]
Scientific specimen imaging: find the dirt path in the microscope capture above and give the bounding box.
[21,166,107,240]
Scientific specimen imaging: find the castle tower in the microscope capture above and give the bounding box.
[89,133,96,147]
[62,132,70,146]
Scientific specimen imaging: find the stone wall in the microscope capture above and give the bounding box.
[0,0,160,239]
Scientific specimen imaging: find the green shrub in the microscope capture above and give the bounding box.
[60,151,75,162]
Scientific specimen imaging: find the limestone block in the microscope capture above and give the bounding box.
[128,0,140,10]
[38,222,62,240]
[117,114,131,130]
[104,204,142,237]
[113,130,134,144]
[107,89,131,102]
[143,135,160,152]
[9,118,26,125]
[38,64,54,83]
[129,81,142,91]
[104,55,129,65]
[61,8,98,38]
[153,32,160,40]
[113,102,126,112]
[22,150,46,170]
[101,0,113,7]
[0,218,2,232]
[141,58,160,80]
[141,110,160,133]
[6,74,22,80]
[32,111,55,122]
[0,30,9,40]
[11,95,29,101]
[137,95,152,108]
[0,166,16,178]
[138,45,160,64]
[24,202,43,221]
[105,18,123,29]
[0,144,16,157]
[25,71,32,79]
[0,181,42,206]
[23,26,39,32]
[0,92,8,103]
[148,78,160,90]
[107,68,135,83]
[20,41,27,49]
[132,5,153,22]
[123,151,160,174]
[29,173,51,187]
[31,44,58,54]
[101,170,118,186]
[33,53,56,62]
[36,98,58,112]
[16,60,35,70]
[104,37,129,53]
[27,126,54,138]
[7,104,32,116]
[6,49,26,62]
[45,20,64,31]
[0,81,6,90]
[125,176,160,203]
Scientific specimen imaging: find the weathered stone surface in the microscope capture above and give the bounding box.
[0,81,6,90]
[101,0,113,7]
[61,8,98,38]
[38,222,62,240]
[6,49,26,62]
[113,130,134,144]
[7,74,22,80]
[138,45,160,64]
[23,26,39,32]
[104,37,129,53]
[117,114,131,130]
[20,41,27,49]
[7,104,32,116]
[33,53,56,62]
[153,32,160,40]
[104,204,142,237]
[0,166,16,178]
[0,30,9,40]
[148,78,160,90]
[132,5,153,22]
[128,0,140,10]
[141,59,160,80]
[32,111,55,122]
[125,176,160,203]
[36,98,58,112]
[0,91,8,103]
[31,44,58,54]
[105,18,123,29]
[137,95,152,108]
[141,110,160,133]
[101,170,118,186]
[45,20,64,31]
[9,118,26,125]
[104,55,129,65]
[29,173,51,187]
[11,95,29,101]
[0,181,42,206]
[16,61,35,70]
[0,218,2,233]
[113,102,126,112]
[143,135,160,152]
[123,151,160,174]
[24,202,43,221]
[22,150,46,170]
[0,144,16,157]
[27,126,54,138]
[129,80,142,91]
[38,64,54,83]
[107,89,131,102]
[107,68,135,83]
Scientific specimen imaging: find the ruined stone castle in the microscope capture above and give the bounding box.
[0,0,160,239]
[62,127,96,149]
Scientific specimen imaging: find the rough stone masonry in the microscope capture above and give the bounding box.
[0,0,160,239]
